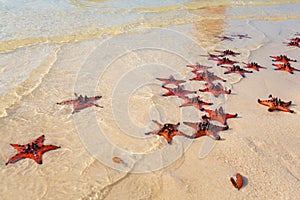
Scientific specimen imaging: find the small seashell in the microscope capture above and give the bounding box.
[112,157,123,164]
[230,173,243,190]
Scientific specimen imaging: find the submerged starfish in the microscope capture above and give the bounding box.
[190,71,226,83]
[222,65,253,77]
[186,62,212,72]
[270,55,297,63]
[6,135,60,165]
[258,94,294,113]
[285,41,299,47]
[145,120,190,144]
[203,107,238,125]
[291,37,300,43]
[179,96,213,111]
[214,49,240,57]
[199,83,231,97]
[243,62,266,71]
[184,116,228,140]
[212,57,238,66]
[57,93,103,114]
[162,85,196,98]
[231,34,251,39]
[216,35,234,41]
[272,62,300,74]
[156,75,186,86]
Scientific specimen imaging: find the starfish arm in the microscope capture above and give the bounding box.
[206,130,221,140]
[34,135,45,146]
[277,106,294,113]
[225,113,238,119]
[257,99,271,107]
[87,96,102,102]
[183,122,200,130]
[145,130,159,135]
[199,88,209,92]
[282,101,292,107]
[10,144,26,152]
[152,120,163,129]
[192,130,206,139]
[225,89,231,94]
[57,99,76,105]
[6,152,33,165]
[159,131,172,144]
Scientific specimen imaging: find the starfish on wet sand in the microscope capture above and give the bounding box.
[203,107,238,125]
[231,34,251,39]
[145,120,190,144]
[161,85,196,98]
[57,93,103,114]
[243,62,266,71]
[156,75,186,86]
[6,135,60,165]
[258,94,294,113]
[214,49,240,57]
[190,71,226,83]
[179,96,213,111]
[212,57,238,66]
[184,116,228,140]
[199,83,231,97]
[270,55,297,63]
[272,62,300,74]
[222,65,253,78]
[215,35,234,41]
[186,62,212,72]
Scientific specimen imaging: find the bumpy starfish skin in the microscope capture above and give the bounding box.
[272,63,300,74]
[204,107,238,125]
[190,71,226,83]
[162,85,196,98]
[6,135,60,165]
[222,65,253,77]
[156,75,186,86]
[179,96,213,110]
[270,55,297,63]
[184,118,228,140]
[186,63,212,72]
[258,95,294,113]
[145,120,190,143]
[243,62,266,71]
[199,83,231,97]
[57,93,103,114]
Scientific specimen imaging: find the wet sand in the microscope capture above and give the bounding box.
[0,2,300,200]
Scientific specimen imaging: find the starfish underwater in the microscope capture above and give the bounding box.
[212,57,238,66]
[6,135,60,165]
[57,93,103,114]
[186,63,212,72]
[156,75,186,86]
[285,41,299,47]
[184,116,228,140]
[179,96,213,111]
[270,55,297,63]
[145,120,190,144]
[190,71,226,83]
[258,94,294,113]
[203,107,238,125]
[214,49,240,57]
[231,34,251,39]
[215,35,234,41]
[162,85,196,98]
[243,62,266,71]
[272,62,300,74]
[222,65,253,77]
[199,83,231,97]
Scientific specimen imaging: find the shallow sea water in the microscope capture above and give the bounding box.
[0,0,300,199]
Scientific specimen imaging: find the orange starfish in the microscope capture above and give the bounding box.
[179,96,213,111]
[212,57,238,66]
[272,62,300,74]
[190,71,226,83]
[199,83,231,97]
[214,49,240,57]
[186,63,212,72]
[156,75,186,86]
[203,107,238,125]
[162,85,196,98]
[57,93,103,114]
[270,55,297,63]
[184,116,228,140]
[6,135,60,165]
[145,120,190,144]
[258,94,294,113]
[222,65,253,77]
[243,62,266,71]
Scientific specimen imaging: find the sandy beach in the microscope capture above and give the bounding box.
[0,1,300,199]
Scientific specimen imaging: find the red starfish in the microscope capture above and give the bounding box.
[57,93,103,114]
[145,120,190,144]
[258,94,294,113]
[214,49,240,57]
[162,85,196,98]
[243,62,266,71]
[179,96,213,111]
[6,135,60,165]
[212,57,238,66]
[184,116,228,140]
[216,35,234,41]
[231,34,251,39]
[156,75,186,86]
[200,53,220,59]
[285,41,299,47]
[270,55,297,63]
[190,71,226,83]
[222,65,253,78]
[272,62,300,74]
[291,37,300,43]
[203,107,238,125]
[186,63,212,72]
[199,83,231,97]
